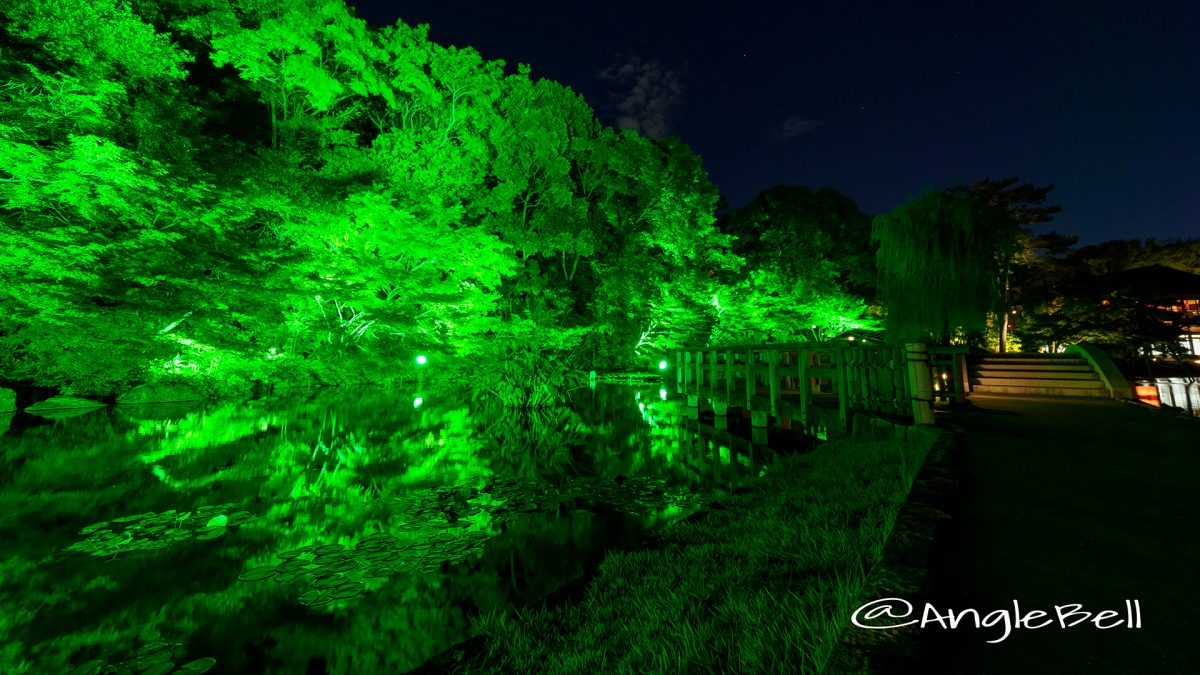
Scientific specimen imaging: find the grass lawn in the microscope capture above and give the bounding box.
[432,427,938,674]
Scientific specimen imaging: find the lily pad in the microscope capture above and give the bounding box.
[312,544,344,554]
[311,553,346,567]
[136,642,172,657]
[298,590,324,605]
[362,566,394,578]
[305,594,333,607]
[176,657,217,673]
[205,515,228,528]
[327,582,364,599]
[325,559,358,573]
[80,522,110,534]
[311,574,346,589]
[195,527,226,540]
[112,514,150,523]
[238,566,278,582]
[276,559,309,573]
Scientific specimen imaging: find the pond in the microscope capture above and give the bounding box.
[0,383,817,675]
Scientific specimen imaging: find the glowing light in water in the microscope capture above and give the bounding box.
[415,355,427,365]
[659,388,667,400]
[413,397,423,408]
[658,360,668,370]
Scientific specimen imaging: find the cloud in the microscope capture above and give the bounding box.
[598,55,684,140]
[778,117,822,139]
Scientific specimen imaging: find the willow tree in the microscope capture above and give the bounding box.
[872,189,1021,344]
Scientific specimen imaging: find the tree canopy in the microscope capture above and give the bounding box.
[2,0,821,404]
[872,188,1021,343]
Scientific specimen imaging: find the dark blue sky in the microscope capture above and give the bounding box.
[348,1,1198,244]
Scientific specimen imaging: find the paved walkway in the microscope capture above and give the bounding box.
[915,395,1200,674]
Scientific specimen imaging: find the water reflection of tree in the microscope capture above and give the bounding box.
[471,401,587,479]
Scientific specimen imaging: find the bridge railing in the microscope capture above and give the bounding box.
[675,341,965,435]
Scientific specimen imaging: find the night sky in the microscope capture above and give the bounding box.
[348,1,1198,245]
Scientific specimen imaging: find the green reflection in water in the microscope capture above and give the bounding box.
[0,384,788,674]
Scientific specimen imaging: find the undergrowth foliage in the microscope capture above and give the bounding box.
[444,431,936,673]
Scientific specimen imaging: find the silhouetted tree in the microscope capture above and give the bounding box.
[955,177,1063,351]
[872,189,1021,344]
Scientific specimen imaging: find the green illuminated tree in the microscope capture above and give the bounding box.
[0,0,744,401]
[711,186,878,343]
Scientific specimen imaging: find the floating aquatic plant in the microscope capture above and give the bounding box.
[66,504,255,558]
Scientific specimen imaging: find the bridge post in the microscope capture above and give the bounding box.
[767,349,779,417]
[745,349,754,410]
[835,346,849,432]
[709,351,718,404]
[694,350,704,405]
[687,350,700,408]
[953,349,970,400]
[725,350,734,404]
[905,343,936,425]
[681,345,691,393]
[799,347,811,430]
[752,426,768,445]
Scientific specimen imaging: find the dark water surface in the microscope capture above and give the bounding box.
[0,383,810,674]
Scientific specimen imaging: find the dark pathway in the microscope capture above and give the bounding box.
[915,395,1200,674]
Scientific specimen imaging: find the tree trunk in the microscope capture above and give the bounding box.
[269,100,277,150]
[998,277,1011,353]
[999,311,1009,354]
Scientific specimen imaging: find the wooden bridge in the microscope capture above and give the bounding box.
[673,341,970,438]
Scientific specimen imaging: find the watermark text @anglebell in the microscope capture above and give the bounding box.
[851,598,1142,644]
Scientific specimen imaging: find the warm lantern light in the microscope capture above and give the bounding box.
[416,355,427,365]
[658,360,668,370]
[413,397,423,408]
[659,388,667,400]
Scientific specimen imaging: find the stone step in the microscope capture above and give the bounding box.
[975,356,1086,366]
[976,352,1080,359]
[971,377,1104,389]
[972,369,1100,380]
[974,362,1094,372]
[970,384,1111,398]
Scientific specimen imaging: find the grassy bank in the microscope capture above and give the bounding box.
[434,429,938,674]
